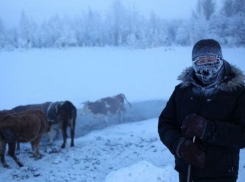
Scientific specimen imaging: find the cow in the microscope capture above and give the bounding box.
[0,110,51,168]
[0,110,19,152]
[12,102,51,149]
[46,101,77,148]
[12,101,77,148]
[81,93,131,126]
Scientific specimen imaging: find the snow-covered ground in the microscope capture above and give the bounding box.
[0,118,176,182]
[1,47,245,182]
[1,118,245,182]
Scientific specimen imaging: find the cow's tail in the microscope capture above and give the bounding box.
[71,105,77,130]
[120,94,132,108]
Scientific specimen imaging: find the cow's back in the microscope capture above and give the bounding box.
[91,97,120,115]
[0,110,15,116]
[56,101,77,120]
[12,102,52,117]
[0,110,49,142]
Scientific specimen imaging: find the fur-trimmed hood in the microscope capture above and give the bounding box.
[178,60,245,92]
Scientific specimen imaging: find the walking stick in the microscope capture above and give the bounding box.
[187,136,196,182]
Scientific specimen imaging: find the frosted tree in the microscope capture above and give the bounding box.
[0,17,6,48]
[202,0,216,20]
[148,12,161,47]
[233,0,245,14]
[221,0,245,17]
[41,15,64,48]
[107,0,127,46]
[175,21,191,46]
[18,11,31,48]
[193,0,216,20]
[18,11,38,48]
[221,0,235,17]
[82,9,104,46]
[59,16,77,47]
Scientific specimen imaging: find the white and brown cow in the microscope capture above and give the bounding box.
[81,94,131,126]
[0,110,51,168]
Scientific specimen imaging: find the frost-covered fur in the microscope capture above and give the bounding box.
[178,63,245,92]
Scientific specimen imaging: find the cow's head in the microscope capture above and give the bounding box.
[81,101,92,116]
[45,119,52,133]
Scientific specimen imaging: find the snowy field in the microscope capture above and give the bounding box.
[1,47,245,182]
[1,46,245,111]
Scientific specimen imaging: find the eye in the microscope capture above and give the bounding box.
[195,60,205,65]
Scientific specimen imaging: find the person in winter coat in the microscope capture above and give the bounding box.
[158,39,245,182]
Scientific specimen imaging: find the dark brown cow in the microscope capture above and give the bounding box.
[12,101,77,148]
[0,110,50,168]
[46,101,77,148]
[81,93,131,126]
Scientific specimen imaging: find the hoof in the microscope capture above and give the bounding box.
[3,163,10,168]
[48,142,53,146]
[61,144,65,149]
[34,154,42,160]
[18,163,24,167]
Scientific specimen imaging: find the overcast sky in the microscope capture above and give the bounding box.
[0,0,200,27]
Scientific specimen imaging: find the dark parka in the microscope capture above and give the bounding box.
[158,61,245,181]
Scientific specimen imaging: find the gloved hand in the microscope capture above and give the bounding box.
[179,139,205,168]
[181,114,207,139]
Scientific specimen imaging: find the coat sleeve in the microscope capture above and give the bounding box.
[202,91,245,149]
[158,87,184,156]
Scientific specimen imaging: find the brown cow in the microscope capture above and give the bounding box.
[12,101,77,148]
[0,110,15,116]
[0,110,50,168]
[81,93,131,126]
[12,102,51,150]
[0,110,19,152]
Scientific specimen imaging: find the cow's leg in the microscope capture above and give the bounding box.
[90,116,95,128]
[122,107,126,122]
[104,116,108,126]
[16,141,20,150]
[70,119,75,147]
[61,121,68,149]
[31,136,42,159]
[8,142,23,167]
[48,127,57,145]
[118,111,122,123]
[0,139,9,168]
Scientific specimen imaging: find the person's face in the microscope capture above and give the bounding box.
[194,56,218,65]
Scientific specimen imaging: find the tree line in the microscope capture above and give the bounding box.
[0,0,244,50]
